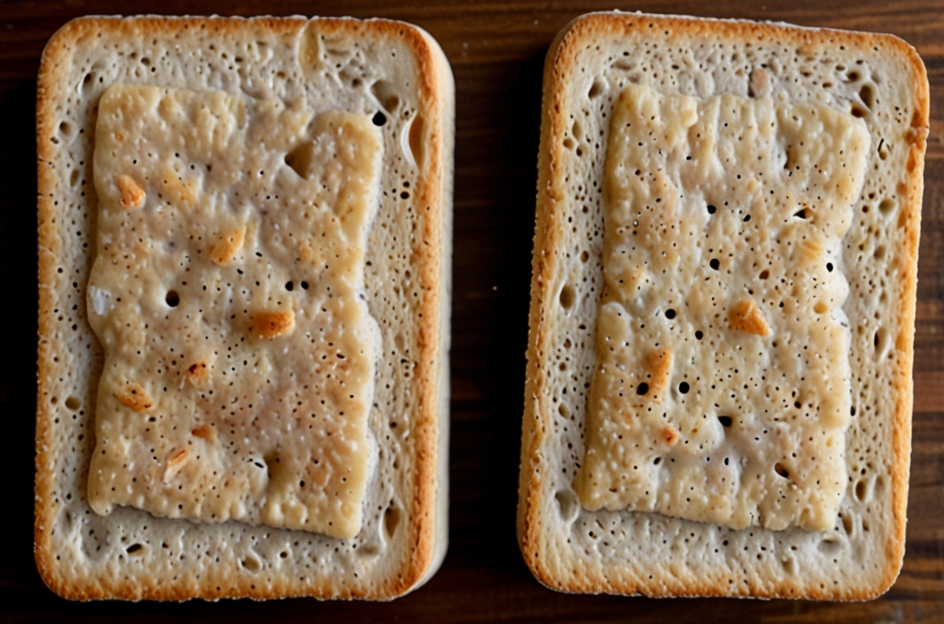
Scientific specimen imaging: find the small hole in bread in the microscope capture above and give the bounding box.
[371,111,386,127]
[718,416,732,428]
[65,396,81,411]
[774,462,789,478]
[878,138,889,161]
[285,281,294,291]
[759,270,769,279]
[850,104,866,118]
[873,328,887,352]
[840,512,853,535]
[665,309,676,319]
[859,84,874,109]
[707,204,717,215]
[678,382,689,394]
[559,284,576,310]
[126,543,144,556]
[370,79,400,113]
[636,383,649,396]
[383,504,401,540]
[588,77,607,99]
[709,258,720,270]
[813,301,828,314]
[879,198,896,215]
[408,113,425,167]
[165,290,180,307]
[794,209,807,219]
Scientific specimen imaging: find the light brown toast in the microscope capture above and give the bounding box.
[36,15,454,601]
[519,11,927,599]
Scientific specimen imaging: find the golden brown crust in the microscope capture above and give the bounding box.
[518,10,927,600]
[35,14,453,602]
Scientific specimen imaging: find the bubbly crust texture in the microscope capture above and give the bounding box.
[518,12,927,599]
[36,15,454,601]
[574,85,869,532]
[87,85,383,540]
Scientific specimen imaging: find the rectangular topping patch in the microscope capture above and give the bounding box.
[573,84,869,531]
[87,85,382,539]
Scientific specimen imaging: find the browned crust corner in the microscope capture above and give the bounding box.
[519,10,929,600]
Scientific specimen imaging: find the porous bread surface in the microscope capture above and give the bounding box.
[573,85,870,532]
[519,12,927,599]
[87,85,383,539]
[36,16,454,601]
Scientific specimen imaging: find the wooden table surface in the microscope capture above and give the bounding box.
[2,0,942,621]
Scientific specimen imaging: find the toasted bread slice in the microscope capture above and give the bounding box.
[519,12,927,599]
[36,15,454,601]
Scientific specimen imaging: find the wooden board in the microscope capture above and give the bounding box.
[2,0,942,620]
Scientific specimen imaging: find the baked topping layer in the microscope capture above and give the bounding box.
[574,84,869,531]
[87,84,382,539]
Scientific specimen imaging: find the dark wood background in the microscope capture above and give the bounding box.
[2,0,942,621]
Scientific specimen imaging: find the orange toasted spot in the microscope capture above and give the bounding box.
[643,349,673,397]
[662,425,679,446]
[209,227,246,265]
[729,299,771,336]
[116,175,145,210]
[186,361,211,385]
[163,448,190,483]
[160,167,197,208]
[115,383,152,411]
[191,425,216,442]
[251,310,295,339]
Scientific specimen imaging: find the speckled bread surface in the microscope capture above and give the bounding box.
[518,12,926,599]
[36,15,454,601]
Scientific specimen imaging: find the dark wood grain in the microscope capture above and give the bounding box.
[3,0,943,621]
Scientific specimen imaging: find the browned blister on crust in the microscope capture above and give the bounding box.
[35,15,454,601]
[519,11,926,599]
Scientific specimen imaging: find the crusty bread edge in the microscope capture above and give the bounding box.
[517,11,928,600]
[35,15,454,601]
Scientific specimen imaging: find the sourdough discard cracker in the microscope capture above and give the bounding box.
[519,12,926,599]
[87,85,382,539]
[574,85,869,532]
[36,16,454,601]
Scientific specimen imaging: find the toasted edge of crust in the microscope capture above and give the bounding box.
[35,14,454,602]
[517,10,928,600]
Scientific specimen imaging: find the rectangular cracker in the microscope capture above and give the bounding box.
[573,85,869,532]
[36,15,454,601]
[88,85,382,540]
[519,12,927,599]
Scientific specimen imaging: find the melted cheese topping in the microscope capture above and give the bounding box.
[87,85,382,539]
[574,85,869,531]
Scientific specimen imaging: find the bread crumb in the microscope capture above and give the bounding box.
[210,227,245,265]
[116,175,145,210]
[251,310,295,339]
[728,299,771,336]
[115,383,152,411]
[163,448,191,483]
